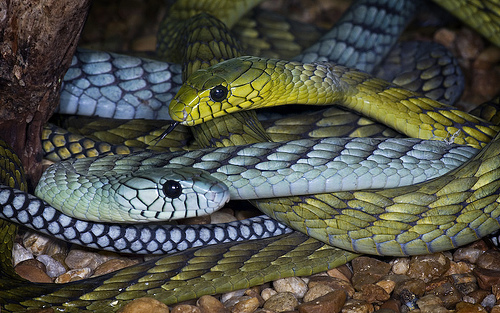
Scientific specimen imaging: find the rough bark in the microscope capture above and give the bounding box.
[0,0,91,190]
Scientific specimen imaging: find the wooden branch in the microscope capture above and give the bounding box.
[0,0,91,190]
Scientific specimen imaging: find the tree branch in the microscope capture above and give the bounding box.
[0,0,91,190]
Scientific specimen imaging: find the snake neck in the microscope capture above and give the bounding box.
[262,59,353,107]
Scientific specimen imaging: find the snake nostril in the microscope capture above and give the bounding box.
[162,180,183,198]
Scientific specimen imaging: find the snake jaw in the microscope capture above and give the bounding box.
[169,86,199,125]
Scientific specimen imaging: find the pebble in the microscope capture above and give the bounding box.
[55,267,92,283]
[51,253,70,270]
[224,296,253,312]
[261,288,277,302]
[245,287,265,307]
[355,284,390,304]
[393,279,425,298]
[197,295,228,313]
[453,246,485,264]
[117,297,169,313]
[351,257,392,290]
[406,253,450,283]
[451,273,478,295]
[303,284,335,303]
[22,232,67,256]
[476,250,500,271]
[298,290,346,313]
[262,292,298,312]
[474,46,500,69]
[376,280,396,295]
[473,268,500,289]
[222,290,247,304]
[428,282,462,309]
[434,28,457,49]
[327,265,352,282]
[480,294,496,309]
[12,242,33,266]
[378,299,400,313]
[210,211,238,224]
[341,299,374,313]
[93,258,139,277]
[308,276,355,297]
[455,28,484,60]
[390,258,410,275]
[465,290,491,304]
[65,249,105,270]
[415,294,447,313]
[14,259,52,283]
[37,254,66,278]
[171,304,201,313]
[273,277,308,298]
[446,261,476,276]
[231,296,260,313]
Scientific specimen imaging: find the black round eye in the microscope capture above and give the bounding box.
[209,85,228,102]
[162,180,182,199]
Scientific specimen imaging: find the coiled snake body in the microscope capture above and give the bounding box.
[1,0,500,312]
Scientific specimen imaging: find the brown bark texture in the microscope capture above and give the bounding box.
[0,0,91,190]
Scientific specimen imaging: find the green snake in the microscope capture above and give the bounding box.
[2,0,500,311]
[34,158,231,223]
[35,137,480,223]
[168,56,499,149]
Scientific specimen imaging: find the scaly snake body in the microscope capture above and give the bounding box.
[35,137,479,222]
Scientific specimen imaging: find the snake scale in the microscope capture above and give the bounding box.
[1,0,500,312]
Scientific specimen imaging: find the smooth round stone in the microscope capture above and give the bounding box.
[37,254,66,278]
[117,297,169,313]
[65,249,106,270]
[170,304,200,313]
[263,292,298,313]
[15,259,52,283]
[197,295,228,313]
[298,290,346,313]
[273,277,308,298]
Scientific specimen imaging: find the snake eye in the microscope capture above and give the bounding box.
[162,180,182,199]
[209,85,228,102]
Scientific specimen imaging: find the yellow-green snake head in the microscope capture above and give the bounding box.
[169,56,348,126]
[169,56,279,126]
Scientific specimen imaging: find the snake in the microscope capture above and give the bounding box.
[1,0,500,311]
[34,158,231,223]
[35,137,480,222]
